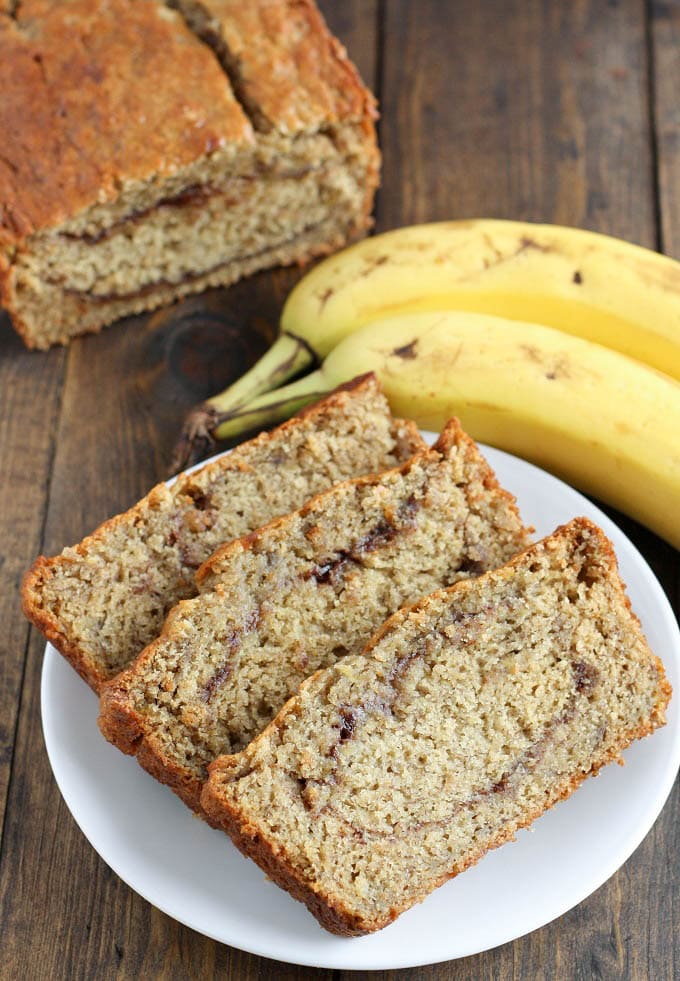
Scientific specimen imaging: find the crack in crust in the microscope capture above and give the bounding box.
[0,0,380,347]
[166,0,273,132]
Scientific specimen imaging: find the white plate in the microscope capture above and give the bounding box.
[41,442,680,971]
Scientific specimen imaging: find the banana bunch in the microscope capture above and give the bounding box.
[172,220,680,549]
[213,311,680,548]
[280,220,680,378]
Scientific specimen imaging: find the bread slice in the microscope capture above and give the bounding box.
[0,0,378,348]
[98,421,531,813]
[201,518,671,935]
[23,375,422,692]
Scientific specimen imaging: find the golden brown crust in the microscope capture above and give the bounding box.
[97,687,206,813]
[22,557,106,693]
[200,784,376,934]
[23,484,175,692]
[190,0,378,133]
[0,0,252,250]
[430,418,535,536]
[23,374,414,692]
[97,588,218,813]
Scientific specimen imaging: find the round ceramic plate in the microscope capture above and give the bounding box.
[41,442,680,970]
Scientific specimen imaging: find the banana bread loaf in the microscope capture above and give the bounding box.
[0,0,378,348]
[98,420,531,813]
[201,518,671,936]
[23,375,422,691]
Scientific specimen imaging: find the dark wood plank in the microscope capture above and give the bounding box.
[0,317,65,840]
[377,0,656,246]
[319,0,378,90]
[0,3,378,979]
[650,0,680,259]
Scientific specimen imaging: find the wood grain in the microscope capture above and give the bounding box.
[0,320,65,839]
[650,0,680,259]
[0,1,677,979]
[378,0,656,244]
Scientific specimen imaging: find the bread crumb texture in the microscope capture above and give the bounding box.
[201,518,671,935]
[23,377,422,690]
[97,416,531,812]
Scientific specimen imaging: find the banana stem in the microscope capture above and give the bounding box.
[213,369,333,442]
[171,333,317,472]
[209,333,317,414]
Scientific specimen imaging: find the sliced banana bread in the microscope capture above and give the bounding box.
[201,518,671,936]
[98,420,531,813]
[23,375,422,692]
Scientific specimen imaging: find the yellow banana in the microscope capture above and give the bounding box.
[173,220,680,469]
[280,220,680,378]
[215,311,680,549]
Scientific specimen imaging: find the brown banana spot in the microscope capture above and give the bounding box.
[392,340,419,359]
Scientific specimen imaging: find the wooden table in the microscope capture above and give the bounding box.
[1,2,678,978]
